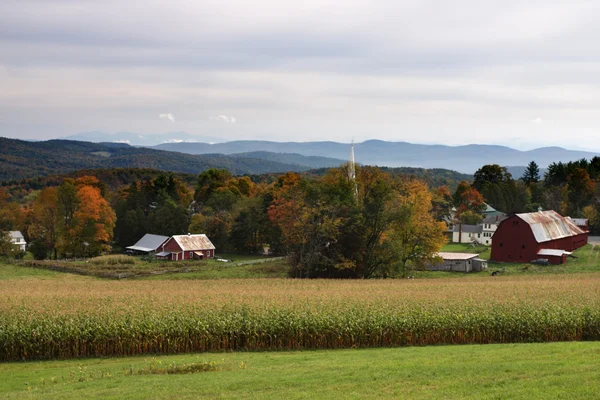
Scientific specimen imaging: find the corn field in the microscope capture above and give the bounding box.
[2,276,600,361]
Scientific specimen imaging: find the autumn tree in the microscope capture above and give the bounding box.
[453,181,485,243]
[0,189,26,233]
[53,178,116,257]
[70,185,116,256]
[386,179,447,277]
[566,168,595,215]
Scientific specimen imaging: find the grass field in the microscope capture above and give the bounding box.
[1,342,599,399]
[16,253,289,280]
[2,274,600,361]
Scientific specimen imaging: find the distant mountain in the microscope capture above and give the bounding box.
[0,138,314,181]
[63,131,225,146]
[231,151,346,169]
[154,140,600,174]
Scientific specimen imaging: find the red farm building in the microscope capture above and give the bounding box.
[155,234,216,261]
[490,210,588,265]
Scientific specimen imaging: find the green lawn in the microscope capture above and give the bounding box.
[0,262,61,280]
[142,258,288,280]
[15,253,289,280]
[1,342,598,399]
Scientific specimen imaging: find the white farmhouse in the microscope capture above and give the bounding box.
[452,215,507,246]
[9,231,26,252]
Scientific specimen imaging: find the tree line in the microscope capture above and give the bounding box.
[0,166,450,278]
[2,157,600,273]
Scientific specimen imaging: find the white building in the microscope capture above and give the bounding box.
[452,215,507,246]
[9,231,26,252]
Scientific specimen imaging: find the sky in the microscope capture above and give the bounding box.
[2,0,600,150]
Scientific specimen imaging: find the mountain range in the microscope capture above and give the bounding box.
[153,140,600,174]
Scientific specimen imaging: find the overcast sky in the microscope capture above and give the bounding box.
[2,0,600,150]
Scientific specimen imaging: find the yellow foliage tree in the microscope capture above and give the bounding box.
[386,179,447,277]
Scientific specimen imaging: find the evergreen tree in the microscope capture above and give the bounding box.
[522,161,540,185]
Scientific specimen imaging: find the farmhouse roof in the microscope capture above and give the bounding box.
[126,234,169,252]
[172,234,216,251]
[436,252,479,260]
[453,224,482,233]
[515,210,585,243]
[482,214,507,225]
[571,218,589,227]
[8,231,24,240]
[155,251,171,257]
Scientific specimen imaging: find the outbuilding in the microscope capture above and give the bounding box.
[426,252,487,273]
[155,234,216,261]
[491,210,587,264]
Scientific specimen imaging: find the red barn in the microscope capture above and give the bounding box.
[155,234,216,261]
[490,210,588,264]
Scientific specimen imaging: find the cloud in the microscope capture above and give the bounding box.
[114,139,131,144]
[210,115,236,123]
[159,113,175,122]
[531,117,542,124]
[165,139,184,143]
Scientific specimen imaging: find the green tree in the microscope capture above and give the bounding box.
[522,161,540,185]
[28,239,48,260]
[472,164,512,192]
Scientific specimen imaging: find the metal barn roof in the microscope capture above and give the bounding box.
[172,234,216,251]
[126,234,170,252]
[515,210,585,243]
[436,252,480,260]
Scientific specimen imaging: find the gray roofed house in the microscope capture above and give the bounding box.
[9,231,26,252]
[453,225,482,234]
[426,252,487,272]
[571,218,589,230]
[126,234,170,254]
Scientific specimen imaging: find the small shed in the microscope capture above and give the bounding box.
[427,252,483,273]
[536,249,571,265]
[126,234,169,255]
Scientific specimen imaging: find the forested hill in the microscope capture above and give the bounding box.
[0,137,321,180]
[307,166,472,192]
[0,168,200,202]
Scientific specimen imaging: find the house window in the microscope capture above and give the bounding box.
[500,243,503,247]
[190,252,193,258]
[207,250,210,257]
[478,234,481,238]
[521,245,525,249]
